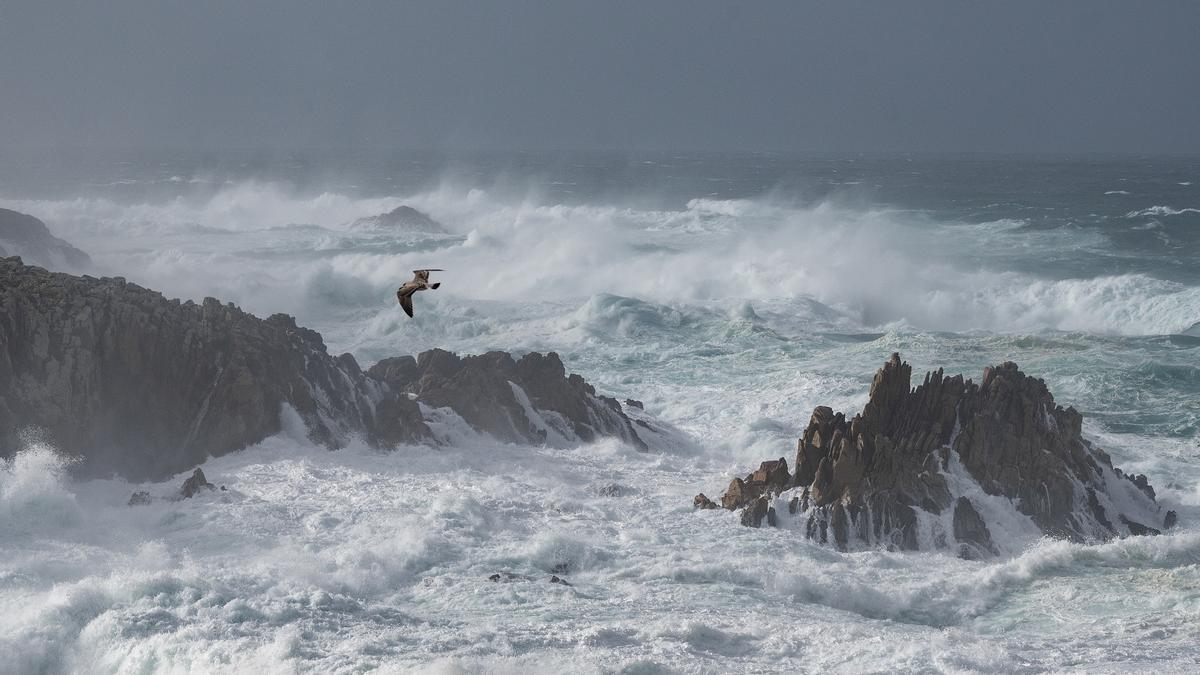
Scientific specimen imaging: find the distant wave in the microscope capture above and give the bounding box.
[1105,190,1130,195]
[4,179,1198,337]
[1125,205,1200,218]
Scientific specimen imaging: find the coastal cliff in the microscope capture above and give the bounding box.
[0,208,91,271]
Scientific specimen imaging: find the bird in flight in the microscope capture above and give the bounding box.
[397,269,443,317]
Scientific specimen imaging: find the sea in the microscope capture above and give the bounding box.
[1,150,1199,673]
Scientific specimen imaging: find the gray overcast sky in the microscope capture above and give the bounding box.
[1,1,1197,153]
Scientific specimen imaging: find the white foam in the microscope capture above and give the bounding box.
[7,180,1197,337]
[1125,205,1200,218]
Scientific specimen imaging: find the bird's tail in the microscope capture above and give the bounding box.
[430,283,441,289]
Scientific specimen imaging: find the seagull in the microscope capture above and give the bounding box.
[397,269,442,317]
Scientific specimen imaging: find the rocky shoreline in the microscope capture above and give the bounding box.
[699,353,1175,556]
[0,256,648,480]
[0,206,1179,558]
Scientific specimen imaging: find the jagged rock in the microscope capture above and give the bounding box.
[350,205,445,233]
[740,496,775,528]
[952,497,997,559]
[368,348,647,450]
[0,257,429,480]
[548,575,572,586]
[127,491,152,506]
[720,457,791,510]
[1,257,655,481]
[710,353,1172,554]
[624,399,644,410]
[693,493,718,510]
[180,468,215,498]
[0,209,91,271]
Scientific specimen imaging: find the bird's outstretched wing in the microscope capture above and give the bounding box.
[397,285,417,317]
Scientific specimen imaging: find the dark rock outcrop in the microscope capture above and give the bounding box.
[0,257,428,480]
[952,497,997,559]
[693,493,718,510]
[706,354,1173,555]
[179,468,215,498]
[488,572,533,583]
[2,257,650,481]
[350,205,445,233]
[0,208,90,271]
[367,349,647,450]
[127,491,152,506]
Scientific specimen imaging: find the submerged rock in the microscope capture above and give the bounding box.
[703,353,1174,555]
[350,205,445,233]
[488,572,532,583]
[0,208,91,271]
[127,491,152,506]
[598,483,629,497]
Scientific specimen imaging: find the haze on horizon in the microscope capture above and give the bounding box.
[1,0,1198,155]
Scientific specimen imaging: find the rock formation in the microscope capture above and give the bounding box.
[703,353,1174,557]
[1,256,649,481]
[350,205,446,233]
[179,468,216,498]
[0,256,427,480]
[367,349,647,450]
[0,208,91,271]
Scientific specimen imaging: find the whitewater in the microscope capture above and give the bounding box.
[2,152,1200,672]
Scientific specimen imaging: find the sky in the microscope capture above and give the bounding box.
[1,0,1198,154]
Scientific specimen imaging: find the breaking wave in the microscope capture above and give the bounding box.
[1126,205,1200,218]
[8,180,1198,337]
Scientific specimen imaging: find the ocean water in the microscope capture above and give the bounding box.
[2,151,1199,673]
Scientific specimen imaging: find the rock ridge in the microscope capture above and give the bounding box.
[1,256,648,480]
[702,353,1174,557]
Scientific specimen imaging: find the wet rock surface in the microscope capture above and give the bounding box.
[179,468,215,498]
[705,353,1173,555]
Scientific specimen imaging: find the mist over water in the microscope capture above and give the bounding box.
[3,152,1200,672]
